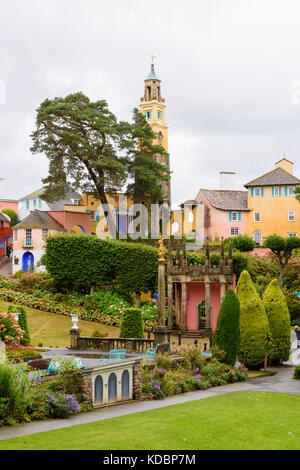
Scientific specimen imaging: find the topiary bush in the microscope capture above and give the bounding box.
[263,279,291,364]
[8,305,30,346]
[232,235,255,252]
[119,308,144,338]
[293,365,300,379]
[236,270,271,368]
[212,288,240,366]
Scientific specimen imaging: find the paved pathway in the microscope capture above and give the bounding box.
[0,257,12,277]
[287,330,300,366]
[0,366,298,441]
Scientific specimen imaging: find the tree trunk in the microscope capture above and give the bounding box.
[279,265,285,289]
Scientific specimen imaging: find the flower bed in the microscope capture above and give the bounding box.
[142,347,248,400]
[6,344,42,363]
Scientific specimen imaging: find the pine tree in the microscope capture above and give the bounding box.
[212,288,240,366]
[263,278,291,364]
[236,270,271,368]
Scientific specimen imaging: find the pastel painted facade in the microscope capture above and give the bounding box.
[18,187,82,221]
[12,209,91,274]
[0,211,12,258]
[245,158,300,245]
[195,189,249,240]
[0,199,19,214]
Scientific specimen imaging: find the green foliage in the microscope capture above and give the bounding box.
[0,312,24,344]
[8,305,30,346]
[1,208,18,227]
[236,270,271,368]
[186,250,248,280]
[213,289,240,366]
[284,290,300,322]
[127,108,170,205]
[293,365,300,379]
[264,235,300,287]
[119,308,144,338]
[247,256,280,293]
[232,235,256,252]
[295,185,300,203]
[44,234,158,294]
[263,279,291,363]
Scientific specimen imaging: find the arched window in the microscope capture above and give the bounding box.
[121,370,130,400]
[253,231,262,246]
[94,375,103,405]
[108,373,117,402]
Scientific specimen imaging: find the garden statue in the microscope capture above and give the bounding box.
[158,235,166,261]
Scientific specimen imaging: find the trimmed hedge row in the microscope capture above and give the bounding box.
[44,235,159,294]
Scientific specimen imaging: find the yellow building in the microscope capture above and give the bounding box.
[245,158,300,245]
[139,59,171,207]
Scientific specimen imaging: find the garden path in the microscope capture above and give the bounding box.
[287,330,300,366]
[0,366,298,441]
[0,258,12,277]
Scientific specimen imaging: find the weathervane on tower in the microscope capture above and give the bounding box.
[150,55,156,66]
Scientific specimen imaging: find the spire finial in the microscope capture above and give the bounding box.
[150,54,156,66]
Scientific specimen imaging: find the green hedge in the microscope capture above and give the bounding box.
[120,308,144,338]
[44,235,158,294]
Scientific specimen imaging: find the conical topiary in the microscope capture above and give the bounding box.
[236,270,271,368]
[212,288,240,366]
[263,278,291,364]
[120,308,144,339]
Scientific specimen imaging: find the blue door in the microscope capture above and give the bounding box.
[108,373,117,402]
[121,370,130,400]
[94,375,103,405]
[22,252,34,272]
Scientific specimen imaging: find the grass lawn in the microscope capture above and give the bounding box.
[0,300,120,348]
[0,392,299,450]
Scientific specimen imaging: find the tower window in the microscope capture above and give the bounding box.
[147,86,151,100]
[145,111,151,120]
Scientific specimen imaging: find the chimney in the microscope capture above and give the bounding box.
[275,158,293,175]
[219,172,236,190]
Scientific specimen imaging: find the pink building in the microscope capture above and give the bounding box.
[12,209,91,273]
[0,200,19,213]
[195,189,249,240]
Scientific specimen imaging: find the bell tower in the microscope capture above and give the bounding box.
[140,58,171,207]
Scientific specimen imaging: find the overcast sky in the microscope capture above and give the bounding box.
[0,0,300,208]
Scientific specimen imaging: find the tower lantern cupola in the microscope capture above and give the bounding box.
[139,58,171,206]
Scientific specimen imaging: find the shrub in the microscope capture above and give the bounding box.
[6,344,41,362]
[263,279,291,364]
[293,365,300,379]
[232,235,255,252]
[283,289,300,323]
[7,305,30,346]
[119,308,144,338]
[46,393,81,418]
[0,312,24,344]
[212,288,240,366]
[236,270,271,368]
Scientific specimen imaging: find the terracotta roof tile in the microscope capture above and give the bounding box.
[244,167,300,187]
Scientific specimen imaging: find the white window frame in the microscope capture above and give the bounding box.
[253,231,262,245]
[273,187,280,197]
[254,188,262,197]
[254,212,261,222]
[288,186,295,196]
[288,211,295,222]
[25,229,32,242]
[231,212,238,221]
[90,211,95,221]
[231,227,239,236]
[287,233,298,237]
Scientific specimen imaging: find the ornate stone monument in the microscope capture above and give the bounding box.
[153,237,171,346]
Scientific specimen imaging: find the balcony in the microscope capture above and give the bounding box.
[22,239,33,248]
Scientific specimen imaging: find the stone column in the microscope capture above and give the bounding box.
[205,280,211,329]
[70,327,81,349]
[220,280,226,303]
[167,281,173,328]
[154,257,171,346]
[181,281,188,330]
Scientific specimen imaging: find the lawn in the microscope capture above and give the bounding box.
[0,300,120,348]
[0,392,299,450]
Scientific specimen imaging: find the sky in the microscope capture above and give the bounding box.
[0,0,300,208]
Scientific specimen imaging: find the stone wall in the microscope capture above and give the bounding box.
[133,362,143,400]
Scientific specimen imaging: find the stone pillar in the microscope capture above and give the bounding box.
[154,256,171,346]
[167,281,173,328]
[205,280,211,329]
[70,327,81,349]
[220,280,226,303]
[181,282,188,330]
[133,362,143,401]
